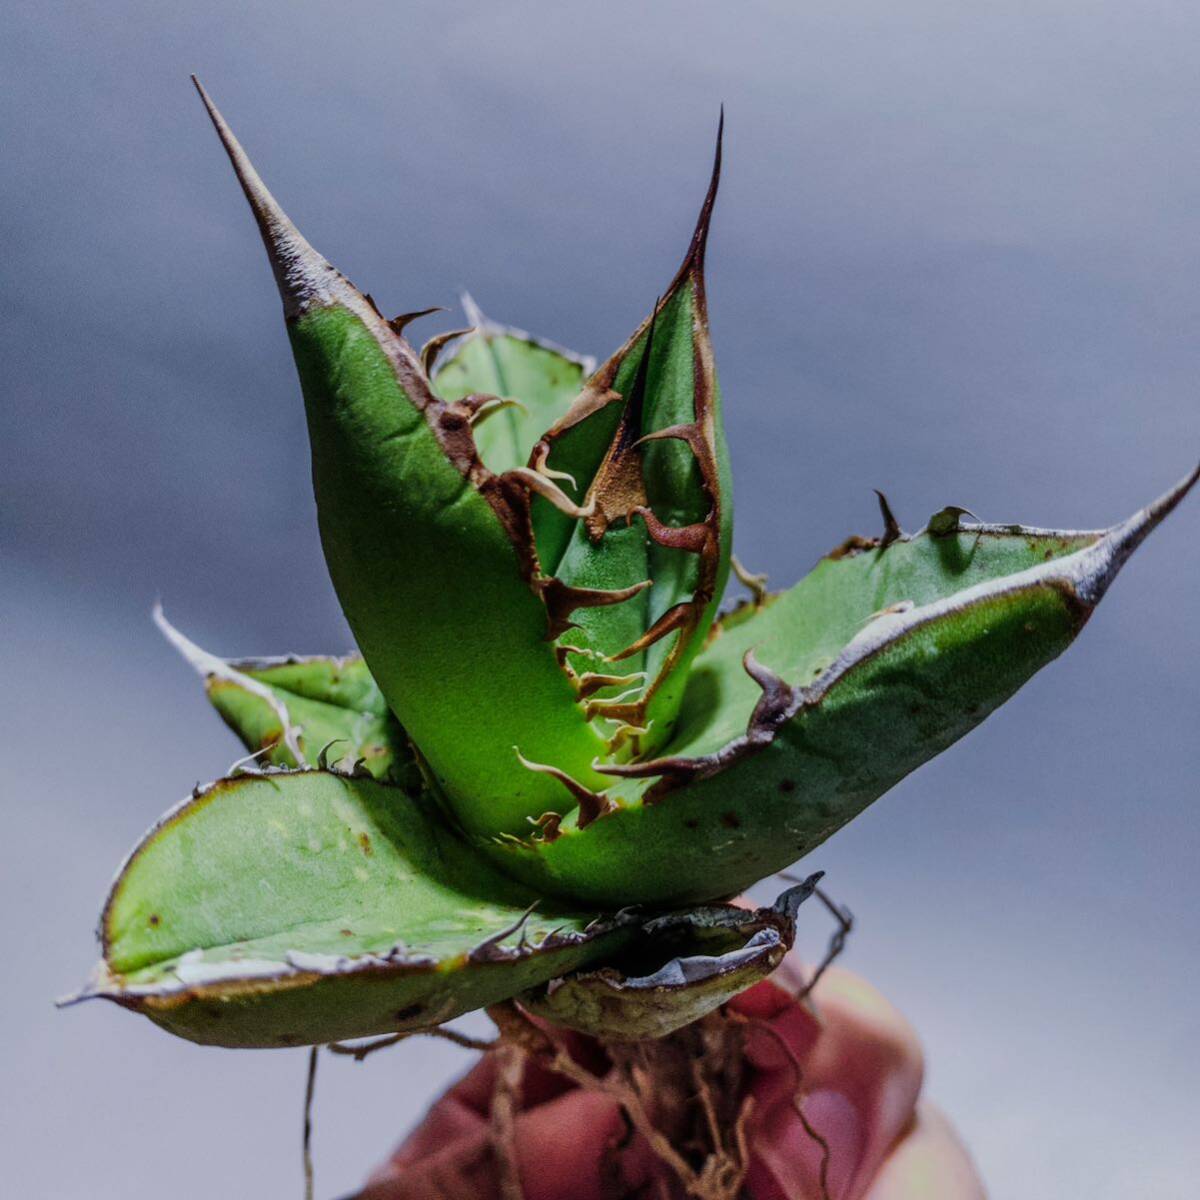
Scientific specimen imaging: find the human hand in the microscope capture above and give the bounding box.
[357,957,984,1199]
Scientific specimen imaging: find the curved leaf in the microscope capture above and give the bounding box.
[526,116,733,760]
[492,470,1198,906]
[195,83,740,843]
[520,878,819,1040]
[194,81,609,837]
[155,609,417,785]
[66,770,636,1048]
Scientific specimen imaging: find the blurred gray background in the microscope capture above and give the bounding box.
[3,2,1198,1196]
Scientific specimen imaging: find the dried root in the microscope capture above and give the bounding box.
[326,1025,496,1061]
[776,873,855,1002]
[474,884,855,1199]
[486,1001,758,1200]
[490,1042,526,1200]
[302,1047,318,1200]
[309,891,855,1199]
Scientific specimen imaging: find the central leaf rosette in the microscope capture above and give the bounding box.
[63,83,1196,1050]
[278,143,732,845]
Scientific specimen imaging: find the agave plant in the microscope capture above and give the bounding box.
[66,79,1196,1058]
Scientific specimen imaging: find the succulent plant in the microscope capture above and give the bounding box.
[66,80,1196,1054]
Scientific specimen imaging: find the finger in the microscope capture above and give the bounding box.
[360,1069,646,1200]
[862,1101,986,1200]
[743,965,925,1200]
[513,1085,650,1199]
[380,1033,595,1174]
[801,966,925,1193]
[385,1057,495,1169]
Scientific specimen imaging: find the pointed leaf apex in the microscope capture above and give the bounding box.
[459,290,489,332]
[1077,460,1200,606]
[192,76,347,321]
[679,108,724,278]
[153,603,305,764]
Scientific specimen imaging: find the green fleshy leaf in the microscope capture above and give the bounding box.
[531,120,733,759]
[668,522,1101,761]
[432,297,594,476]
[67,770,635,1048]
[521,878,818,1040]
[291,303,609,830]
[492,471,1198,906]
[155,610,417,785]
[193,82,609,838]
[70,91,1199,1063]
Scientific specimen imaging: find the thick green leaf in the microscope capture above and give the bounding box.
[194,81,609,838]
[525,119,734,763]
[492,471,1198,906]
[195,84,743,845]
[668,521,1100,762]
[155,609,417,785]
[520,878,818,1040]
[67,770,637,1048]
[432,297,594,476]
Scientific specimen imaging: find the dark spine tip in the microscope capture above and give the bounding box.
[742,649,795,736]
[874,489,902,548]
[191,76,266,222]
[682,107,724,274]
[389,306,447,336]
[1085,459,1200,602]
[191,76,336,321]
